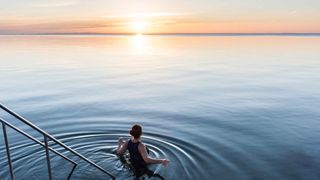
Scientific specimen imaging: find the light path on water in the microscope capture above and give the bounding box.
[0,35,320,179]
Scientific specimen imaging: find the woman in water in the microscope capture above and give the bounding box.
[117,124,169,177]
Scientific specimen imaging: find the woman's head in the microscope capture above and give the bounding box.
[130,124,142,139]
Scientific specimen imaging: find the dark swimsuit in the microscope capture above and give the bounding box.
[125,140,165,180]
[128,140,146,169]
[127,139,152,177]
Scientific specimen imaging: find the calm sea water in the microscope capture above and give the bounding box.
[0,35,320,180]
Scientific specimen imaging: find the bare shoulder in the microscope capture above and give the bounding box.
[140,141,146,146]
[138,142,148,157]
[138,142,146,149]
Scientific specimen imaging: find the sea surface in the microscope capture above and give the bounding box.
[0,35,320,180]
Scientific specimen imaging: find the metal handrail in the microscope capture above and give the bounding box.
[0,103,115,179]
[0,118,77,180]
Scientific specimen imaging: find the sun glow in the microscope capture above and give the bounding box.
[131,20,149,34]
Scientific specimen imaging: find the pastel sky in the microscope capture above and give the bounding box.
[0,0,320,34]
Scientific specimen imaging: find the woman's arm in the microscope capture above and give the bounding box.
[138,143,169,166]
[116,137,128,155]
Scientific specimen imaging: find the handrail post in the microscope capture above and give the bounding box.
[44,135,53,180]
[2,123,15,180]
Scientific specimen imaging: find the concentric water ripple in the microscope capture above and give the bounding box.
[52,131,206,179]
[1,130,211,179]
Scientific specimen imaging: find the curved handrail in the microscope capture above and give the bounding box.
[0,103,115,179]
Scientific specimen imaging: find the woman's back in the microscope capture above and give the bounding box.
[127,139,146,170]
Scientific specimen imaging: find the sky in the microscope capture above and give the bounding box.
[0,0,320,34]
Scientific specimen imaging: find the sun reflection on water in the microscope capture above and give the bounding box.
[131,34,149,55]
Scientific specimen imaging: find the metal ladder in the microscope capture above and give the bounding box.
[0,103,115,180]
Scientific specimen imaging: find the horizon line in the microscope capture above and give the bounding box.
[1,32,320,36]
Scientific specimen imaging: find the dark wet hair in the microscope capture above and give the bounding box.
[130,124,142,139]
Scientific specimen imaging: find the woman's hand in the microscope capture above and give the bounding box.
[161,159,169,167]
[118,137,126,145]
[117,137,128,155]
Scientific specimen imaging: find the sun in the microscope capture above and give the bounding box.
[130,20,148,34]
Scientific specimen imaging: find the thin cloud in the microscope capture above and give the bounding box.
[0,19,130,34]
[102,12,187,19]
[31,1,78,8]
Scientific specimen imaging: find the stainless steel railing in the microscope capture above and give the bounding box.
[0,103,115,180]
[0,118,77,180]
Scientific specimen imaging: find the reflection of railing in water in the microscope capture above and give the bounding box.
[0,103,115,180]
